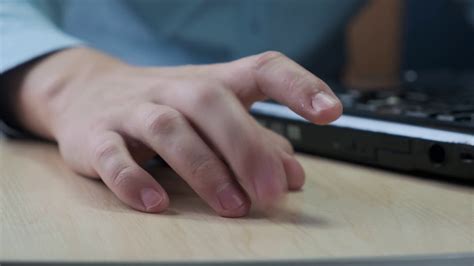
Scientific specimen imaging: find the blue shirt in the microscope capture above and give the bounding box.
[1,0,363,74]
[3,0,474,77]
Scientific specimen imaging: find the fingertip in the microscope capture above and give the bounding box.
[253,177,287,210]
[310,92,343,125]
[253,189,286,212]
[137,188,169,213]
[285,157,306,191]
[213,182,250,217]
[279,150,306,191]
[217,200,251,218]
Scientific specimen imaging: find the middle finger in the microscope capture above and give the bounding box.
[160,83,288,208]
[122,103,250,217]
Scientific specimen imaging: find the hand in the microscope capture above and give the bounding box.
[10,48,342,217]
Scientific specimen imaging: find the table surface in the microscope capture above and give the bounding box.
[0,138,473,262]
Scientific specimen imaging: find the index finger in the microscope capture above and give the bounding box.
[229,51,343,124]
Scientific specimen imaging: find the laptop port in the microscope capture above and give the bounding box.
[460,152,473,164]
[429,144,445,165]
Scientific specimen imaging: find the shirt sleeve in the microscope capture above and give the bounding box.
[0,0,83,137]
[0,0,82,74]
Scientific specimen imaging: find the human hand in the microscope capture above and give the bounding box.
[10,48,342,217]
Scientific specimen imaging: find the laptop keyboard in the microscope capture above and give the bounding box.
[338,88,474,133]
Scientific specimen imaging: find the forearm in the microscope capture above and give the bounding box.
[3,47,127,140]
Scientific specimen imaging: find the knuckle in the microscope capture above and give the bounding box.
[93,138,121,164]
[254,51,286,71]
[110,165,141,186]
[286,72,311,93]
[193,85,226,107]
[143,107,182,136]
[189,155,220,184]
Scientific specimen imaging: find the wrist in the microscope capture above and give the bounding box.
[9,47,129,140]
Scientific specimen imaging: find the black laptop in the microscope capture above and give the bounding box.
[251,79,473,180]
[251,1,474,180]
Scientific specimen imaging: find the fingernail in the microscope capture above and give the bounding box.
[312,92,338,114]
[140,188,163,211]
[217,183,245,211]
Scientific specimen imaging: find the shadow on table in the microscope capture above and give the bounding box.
[2,139,333,227]
[146,167,333,227]
[72,165,334,227]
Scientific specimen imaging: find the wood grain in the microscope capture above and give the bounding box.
[1,138,473,261]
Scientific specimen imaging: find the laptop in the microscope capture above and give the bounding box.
[250,80,473,180]
[251,2,474,181]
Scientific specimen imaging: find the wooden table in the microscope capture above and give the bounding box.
[1,138,473,262]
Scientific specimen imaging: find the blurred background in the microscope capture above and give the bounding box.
[343,0,474,89]
[32,0,474,89]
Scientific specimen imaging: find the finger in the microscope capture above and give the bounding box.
[262,127,294,154]
[260,128,304,190]
[223,51,343,124]
[281,152,305,191]
[161,86,288,208]
[90,131,169,212]
[260,127,305,190]
[122,103,250,217]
